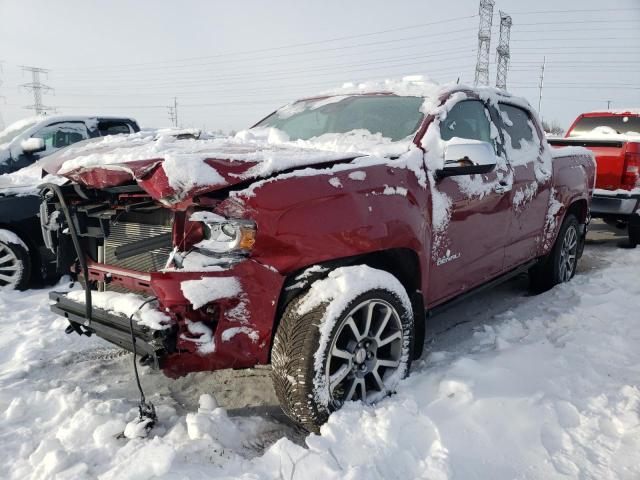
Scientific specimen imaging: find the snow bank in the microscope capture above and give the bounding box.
[0,245,639,478]
[65,290,172,330]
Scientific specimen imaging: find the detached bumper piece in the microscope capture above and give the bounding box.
[49,291,175,369]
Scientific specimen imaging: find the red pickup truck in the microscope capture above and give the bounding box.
[40,81,595,430]
[549,110,640,246]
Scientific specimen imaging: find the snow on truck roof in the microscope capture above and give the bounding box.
[578,109,640,116]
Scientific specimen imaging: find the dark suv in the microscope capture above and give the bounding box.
[0,116,139,289]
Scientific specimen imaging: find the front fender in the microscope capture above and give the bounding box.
[237,161,429,276]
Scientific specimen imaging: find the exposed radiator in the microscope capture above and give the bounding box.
[104,221,173,272]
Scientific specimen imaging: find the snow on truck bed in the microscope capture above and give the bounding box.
[0,242,638,479]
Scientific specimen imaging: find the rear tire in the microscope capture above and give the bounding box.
[529,214,580,293]
[271,268,413,432]
[0,239,31,290]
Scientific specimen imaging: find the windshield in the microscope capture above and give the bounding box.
[0,118,40,145]
[569,115,640,137]
[255,95,425,142]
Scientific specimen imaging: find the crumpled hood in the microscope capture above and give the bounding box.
[42,134,363,206]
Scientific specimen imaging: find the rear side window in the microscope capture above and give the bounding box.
[498,104,535,150]
[440,100,495,150]
[98,121,133,136]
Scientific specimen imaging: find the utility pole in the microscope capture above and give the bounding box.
[167,97,178,127]
[607,100,611,110]
[537,56,546,118]
[474,0,495,87]
[495,11,512,90]
[20,65,54,114]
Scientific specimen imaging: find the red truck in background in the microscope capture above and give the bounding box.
[39,84,595,430]
[549,110,640,246]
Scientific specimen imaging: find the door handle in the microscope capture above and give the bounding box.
[494,181,511,194]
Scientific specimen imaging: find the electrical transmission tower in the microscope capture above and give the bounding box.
[495,11,512,90]
[167,97,178,127]
[474,0,495,86]
[20,65,55,114]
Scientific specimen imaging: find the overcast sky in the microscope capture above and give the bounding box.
[0,0,638,132]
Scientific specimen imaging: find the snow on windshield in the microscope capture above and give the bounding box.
[257,95,425,142]
[0,117,42,147]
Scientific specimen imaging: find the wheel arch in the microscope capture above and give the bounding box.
[272,247,426,361]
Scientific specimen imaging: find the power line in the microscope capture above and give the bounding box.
[54,48,476,89]
[51,56,476,92]
[52,14,479,72]
[515,19,640,26]
[52,32,478,79]
[506,7,640,14]
[511,36,638,42]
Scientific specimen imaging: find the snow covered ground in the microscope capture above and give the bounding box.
[0,222,638,479]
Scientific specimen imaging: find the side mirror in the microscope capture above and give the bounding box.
[436,138,496,180]
[21,137,46,154]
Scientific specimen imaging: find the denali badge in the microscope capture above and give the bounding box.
[436,249,461,266]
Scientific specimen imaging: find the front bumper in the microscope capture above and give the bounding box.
[49,291,173,369]
[50,258,285,377]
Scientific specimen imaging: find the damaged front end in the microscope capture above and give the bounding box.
[40,181,283,377]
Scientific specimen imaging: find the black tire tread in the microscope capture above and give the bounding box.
[271,285,413,433]
[529,213,580,293]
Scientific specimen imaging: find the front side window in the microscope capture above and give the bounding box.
[255,95,425,142]
[498,104,536,150]
[440,100,494,149]
[32,122,89,151]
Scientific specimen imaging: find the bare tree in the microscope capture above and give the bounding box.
[542,120,565,136]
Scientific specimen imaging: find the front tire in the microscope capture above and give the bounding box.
[0,238,31,290]
[271,267,413,432]
[529,214,580,292]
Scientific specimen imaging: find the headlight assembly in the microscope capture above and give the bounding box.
[190,211,256,255]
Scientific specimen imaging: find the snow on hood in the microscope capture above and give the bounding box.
[43,127,407,206]
[0,161,66,196]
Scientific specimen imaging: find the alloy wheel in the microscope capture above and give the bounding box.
[0,243,22,288]
[325,299,404,406]
[559,225,578,282]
